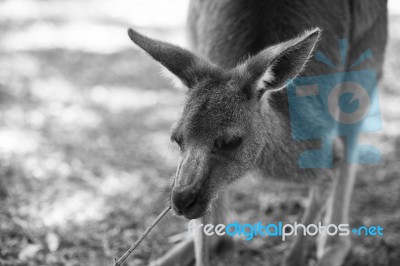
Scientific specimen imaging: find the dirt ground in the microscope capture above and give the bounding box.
[0,1,399,265]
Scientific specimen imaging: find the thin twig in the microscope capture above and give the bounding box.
[112,206,171,266]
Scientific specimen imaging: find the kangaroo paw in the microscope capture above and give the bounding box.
[150,236,194,266]
[316,237,351,266]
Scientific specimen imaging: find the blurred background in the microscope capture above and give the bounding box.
[0,0,399,265]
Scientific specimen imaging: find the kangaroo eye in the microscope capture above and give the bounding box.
[213,136,242,153]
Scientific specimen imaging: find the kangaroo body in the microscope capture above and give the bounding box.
[188,0,387,183]
[188,0,387,75]
[128,1,388,265]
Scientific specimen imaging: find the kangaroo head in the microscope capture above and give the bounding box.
[128,28,320,219]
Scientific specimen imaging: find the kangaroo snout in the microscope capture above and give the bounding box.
[171,180,209,219]
[171,179,209,219]
[171,184,200,213]
[171,148,210,219]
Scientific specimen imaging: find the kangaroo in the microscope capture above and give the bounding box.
[128,0,387,265]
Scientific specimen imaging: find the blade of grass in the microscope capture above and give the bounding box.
[113,206,171,266]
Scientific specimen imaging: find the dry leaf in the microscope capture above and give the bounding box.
[46,232,60,252]
[18,244,42,260]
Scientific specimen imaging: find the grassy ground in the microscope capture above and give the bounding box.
[0,1,399,265]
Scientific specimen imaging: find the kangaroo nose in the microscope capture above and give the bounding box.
[171,186,197,213]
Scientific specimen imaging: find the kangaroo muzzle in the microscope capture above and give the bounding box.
[171,148,209,215]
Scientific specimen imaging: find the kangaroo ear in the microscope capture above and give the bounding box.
[242,28,321,99]
[128,29,223,88]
